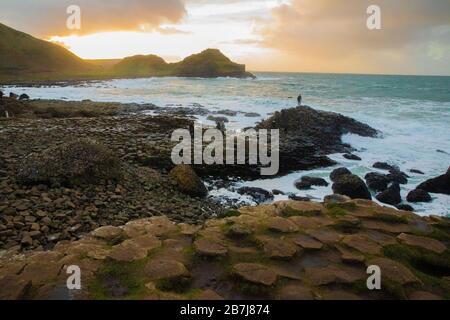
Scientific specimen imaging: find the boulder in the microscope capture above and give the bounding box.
[169,164,208,197]
[416,167,450,195]
[294,176,328,190]
[406,189,432,203]
[237,187,273,203]
[409,169,424,175]
[330,167,352,182]
[343,153,361,161]
[17,139,122,186]
[387,170,409,185]
[19,94,30,100]
[396,204,414,212]
[324,194,351,205]
[364,172,390,192]
[373,162,398,171]
[376,183,401,205]
[332,174,372,200]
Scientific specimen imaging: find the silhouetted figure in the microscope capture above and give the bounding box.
[297,94,302,106]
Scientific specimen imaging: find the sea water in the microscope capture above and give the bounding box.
[3,72,450,216]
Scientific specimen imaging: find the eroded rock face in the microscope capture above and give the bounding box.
[417,168,450,195]
[16,139,122,186]
[376,183,401,205]
[365,172,390,192]
[169,164,208,197]
[330,167,352,182]
[406,189,432,203]
[332,174,372,200]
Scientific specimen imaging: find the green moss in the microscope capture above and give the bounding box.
[218,209,241,218]
[372,213,408,224]
[326,201,357,211]
[88,260,147,300]
[411,228,450,242]
[326,207,348,218]
[282,206,320,217]
[155,275,192,293]
[383,244,450,298]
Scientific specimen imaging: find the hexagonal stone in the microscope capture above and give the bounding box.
[227,225,252,238]
[367,258,420,286]
[291,234,323,250]
[91,226,124,242]
[145,217,178,237]
[107,241,148,262]
[144,259,190,281]
[263,238,298,260]
[305,264,365,286]
[307,229,342,244]
[276,284,314,300]
[232,263,277,286]
[359,230,397,246]
[361,220,412,234]
[397,233,447,254]
[268,217,299,233]
[179,223,201,236]
[335,244,365,264]
[131,235,162,252]
[194,238,228,257]
[342,235,382,255]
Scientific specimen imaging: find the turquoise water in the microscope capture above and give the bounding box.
[3,72,450,215]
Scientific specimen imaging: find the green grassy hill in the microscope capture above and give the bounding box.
[0,23,254,83]
[0,23,96,81]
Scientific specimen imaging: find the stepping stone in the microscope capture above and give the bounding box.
[397,233,447,254]
[263,238,298,260]
[91,226,124,241]
[194,238,228,257]
[307,229,342,244]
[268,217,299,233]
[131,235,162,252]
[145,217,178,237]
[227,225,252,238]
[179,223,201,236]
[144,259,190,281]
[232,263,277,286]
[367,258,420,285]
[335,244,365,264]
[305,264,365,286]
[342,235,382,255]
[276,284,314,300]
[87,246,111,260]
[291,234,323,250]
[359,230,397,246]
[107,241,148,262]
[361,220,412,234]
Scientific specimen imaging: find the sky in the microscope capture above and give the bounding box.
[1,0,450,75]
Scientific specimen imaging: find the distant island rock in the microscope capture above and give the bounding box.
[0,22,255,83]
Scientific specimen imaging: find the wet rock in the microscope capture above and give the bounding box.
[373,162,398,171]
[294,176,329,190]
[416,167,450,195]
[330,167,352,182]
[19,94,30,100]
[237,187,273,204]
[409,169,424,175]
[288,195,311,202]
[387,170,409,185]
[272,189,285,195]
[365,172,390,192]
[332,174,372,200]
[207,115,229,123]
[232,263,277,286]
[406,189,432,203]
[396,204,414,212]
[343,153,361,161]
[376,183,401,205]
[17,139,122,186]
[169,165,208,197]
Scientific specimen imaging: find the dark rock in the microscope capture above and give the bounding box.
[207,115,229,123]
[330,167,352,182]
[406,189,432,203]
[387,169,409,185]
[216,109,237,116]
[416,167,450,195]
[237,187,273,204]
[272,189,285,195]
[169,165,208,198]
[343,153,361,161]
[409,169,424,175]
[288,194,311,202]
[332,174,372,200]
[376,183,401,205]
[244,112,261,117]
[373,162,398,171]
[396,204,414,212]
[295,176,329,190]
[9,92,18,99]
[364,172,390,192]
[19,94,30,100]
[17,139,122,187]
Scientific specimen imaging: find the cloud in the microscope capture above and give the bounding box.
[0,0,186,37]
[256,0,450,74]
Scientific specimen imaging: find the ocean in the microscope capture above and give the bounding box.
[3,72,450,216]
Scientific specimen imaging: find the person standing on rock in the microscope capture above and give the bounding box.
[297,94,302,106]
